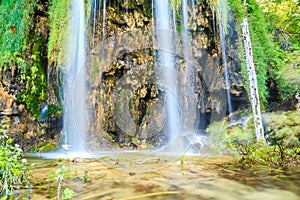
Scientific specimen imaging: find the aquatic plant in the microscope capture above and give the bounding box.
[179,155,185,167]
[61,187,74,200]
[47,160,75,200]
[82,171,90,183]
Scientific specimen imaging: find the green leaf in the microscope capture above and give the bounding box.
[62,188,74,200]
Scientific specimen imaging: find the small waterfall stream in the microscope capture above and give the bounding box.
[63,0,87,153]
[154,0,181,151]
[56,0,235,155]
[217,0,233,115]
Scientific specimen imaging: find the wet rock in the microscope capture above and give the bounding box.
[138,98,166,141]
[85,0,246,149]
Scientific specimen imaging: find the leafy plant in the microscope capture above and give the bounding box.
[62,188,74,200]
[0,117,31,197]
[256,0,300,45]
[207,111,300,167]
[0,0,37,76]
[179,155,185,166]
[82,171,89,183]
[0,1,48,118]
[228,0,298,108]
[47,160,75,200]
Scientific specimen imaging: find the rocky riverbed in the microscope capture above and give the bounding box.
[17,153,300,200]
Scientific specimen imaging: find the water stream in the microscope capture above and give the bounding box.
[61,0,232,155]
[63,0,87,153]
[217,0,233,115]
[154,0,181,151]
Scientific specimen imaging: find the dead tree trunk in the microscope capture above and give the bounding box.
[241,18,266,144]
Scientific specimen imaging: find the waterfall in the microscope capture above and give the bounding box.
[61,0,228,154]
[217,0,233,115]
[181,0,195,129]
[154,0,181,151]
[63,0,87,153]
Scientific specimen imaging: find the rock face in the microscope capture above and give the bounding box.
[85,1,247,150]
[0,0,247,151]
[0,1,61,151]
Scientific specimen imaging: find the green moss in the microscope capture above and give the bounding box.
[0,0,37,70]
[48,104,63,118]
[0,0,36,54]
[16,38,47,118]
[0,1,48,118]
[47,0,72,65]
[28,142,58,152]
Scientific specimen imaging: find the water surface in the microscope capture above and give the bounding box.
[25,153,299,200]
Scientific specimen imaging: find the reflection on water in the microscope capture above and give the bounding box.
[24,154,300,200]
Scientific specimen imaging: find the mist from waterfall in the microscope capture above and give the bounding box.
[63,0,87,153]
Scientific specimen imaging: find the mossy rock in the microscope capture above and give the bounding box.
[29,142,57,152]
[117,0,136,9]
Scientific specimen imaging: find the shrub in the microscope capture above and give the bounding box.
[207,111,300,167]
[0,117,31,197]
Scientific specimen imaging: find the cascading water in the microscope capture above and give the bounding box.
[64,0,231,154]
[63,0,87,153]
[34,0,238,159]
[181,0,205,149]
[181,0,196,129]
[217,0,233,115]
[154,0,181,151]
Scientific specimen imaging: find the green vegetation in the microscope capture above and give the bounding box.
[170,0,182,11]
[280,50,300,94]
[0,0,36,72]
[16,38,47,118]
[228,0,300,108]
[61,187,74,200]
[0,0,48,118]
[28,141,58,153]
[0,0,36,55]
[260,0,300,95]
[48,0,71,65]
[257,0,300,45]
[47,160,91,199]
[48,161,75,200]
[0,0,37,79]
[208,111,300,167]
[82,170,90,183]
[0,117,31,197]
[179,155,185,167]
